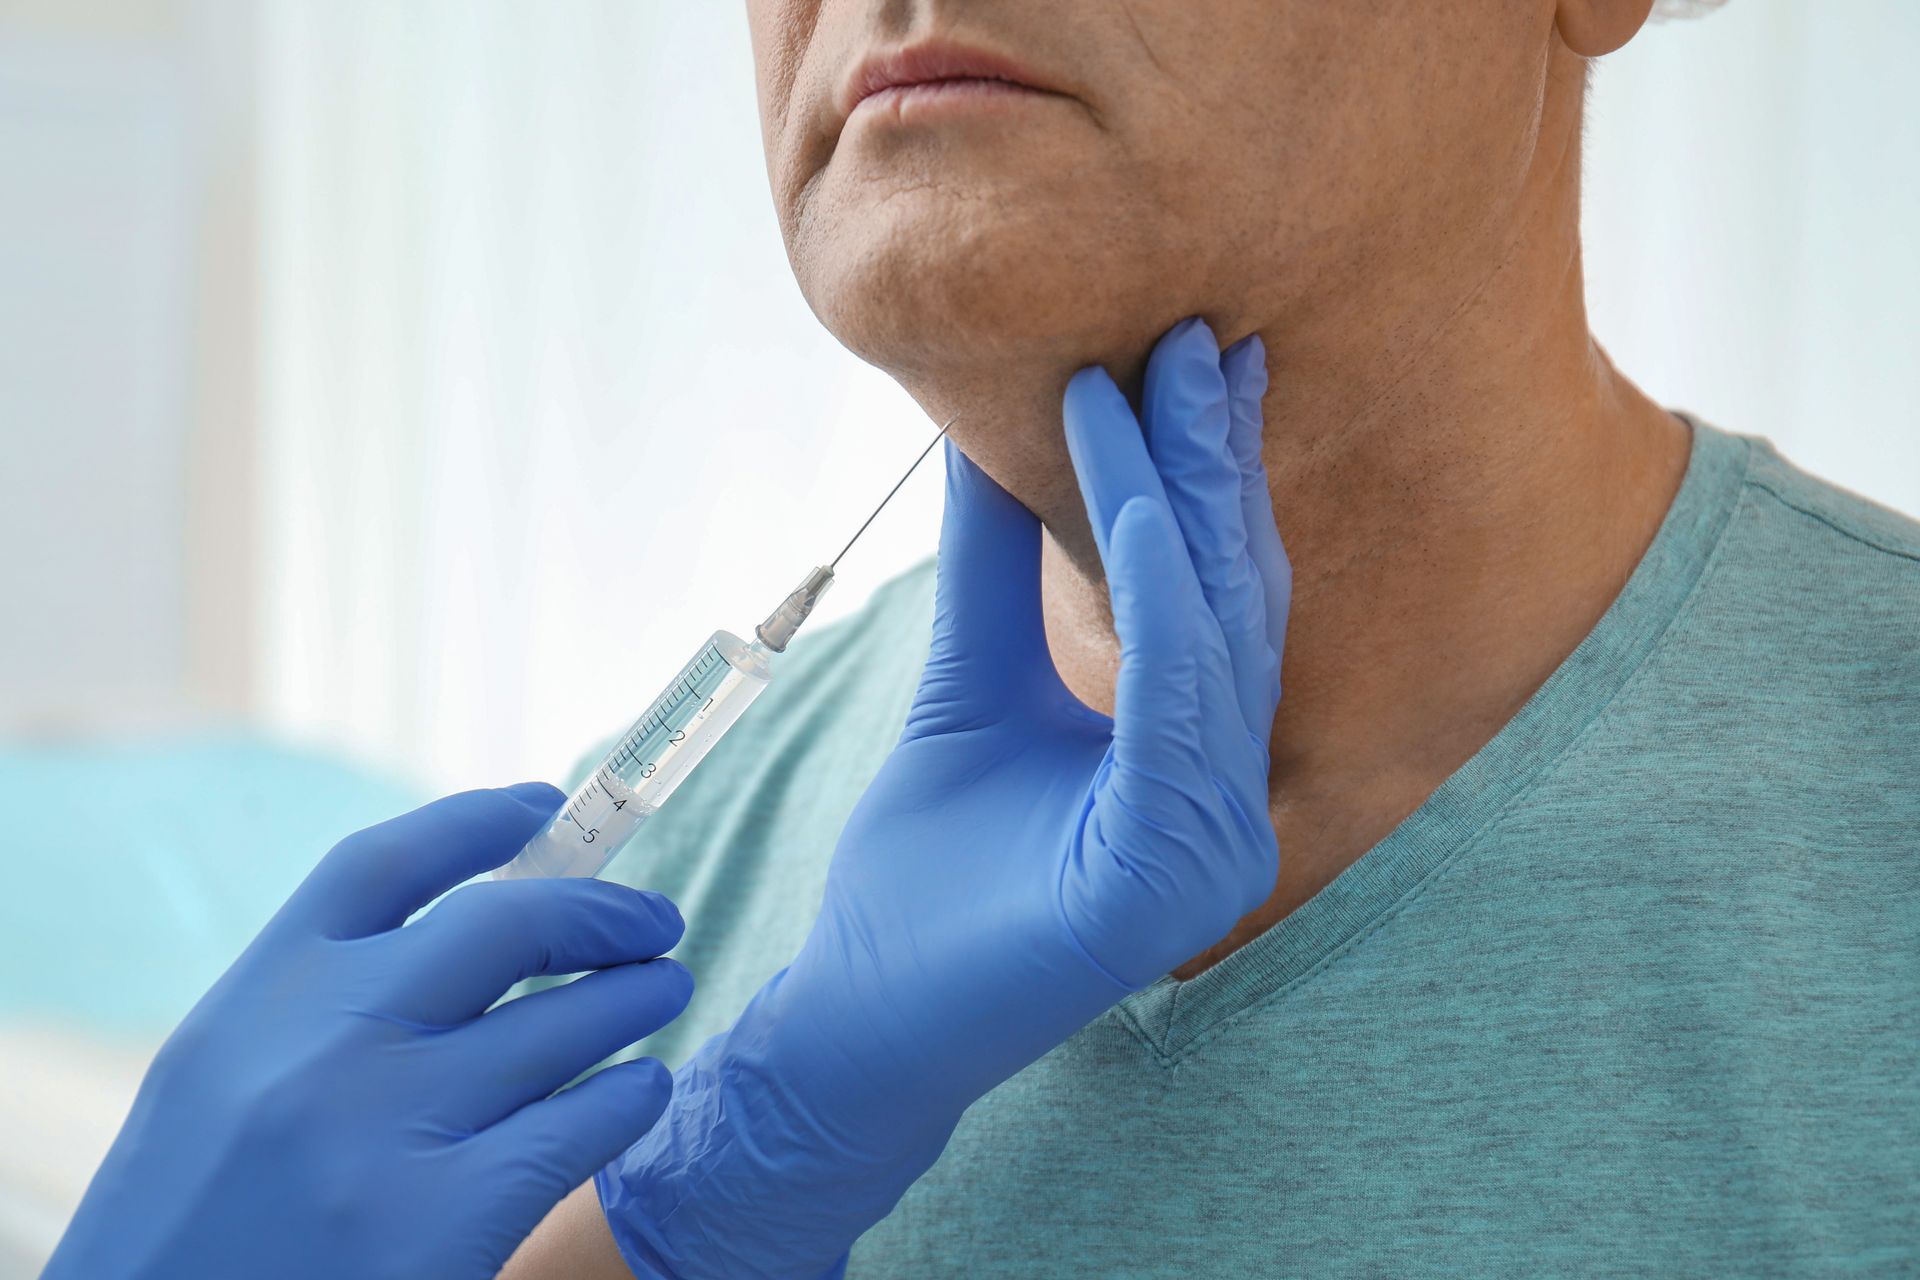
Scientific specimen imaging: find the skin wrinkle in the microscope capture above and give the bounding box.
[1117,0,1173,83]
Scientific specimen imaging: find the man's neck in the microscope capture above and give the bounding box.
[882,59,1691,974]
[1032,100,1690,976]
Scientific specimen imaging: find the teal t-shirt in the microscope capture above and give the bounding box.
[586,419,1919,1275]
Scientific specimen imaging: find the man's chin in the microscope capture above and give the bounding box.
[794,175,1174,353]
[800,239,1172,385]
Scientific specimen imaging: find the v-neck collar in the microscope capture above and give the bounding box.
[1107,415,1753,1064]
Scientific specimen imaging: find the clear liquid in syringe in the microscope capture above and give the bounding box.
[498,632,773,879]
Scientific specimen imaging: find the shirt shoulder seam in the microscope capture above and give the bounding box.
[1742,475,1920,568]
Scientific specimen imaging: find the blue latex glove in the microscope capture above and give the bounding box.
[44,783,694,1280]
[598,318,1290,1278]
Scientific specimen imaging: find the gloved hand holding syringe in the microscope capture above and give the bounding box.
[497,420,954,881]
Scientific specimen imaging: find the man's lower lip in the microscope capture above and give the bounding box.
[851,78,1052,117]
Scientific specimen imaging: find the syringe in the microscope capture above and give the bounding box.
[496,420,951,881]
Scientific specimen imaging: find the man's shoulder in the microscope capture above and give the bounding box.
[1706,427,1920,652]
[1738,432,1920,572]
[1671,424,1920,771]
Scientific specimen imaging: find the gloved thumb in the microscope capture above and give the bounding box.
[904,440,1054,736]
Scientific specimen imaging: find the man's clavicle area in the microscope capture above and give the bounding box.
[1038,411,1721,1056]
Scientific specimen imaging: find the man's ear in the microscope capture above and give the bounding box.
[1555,0,1656,56]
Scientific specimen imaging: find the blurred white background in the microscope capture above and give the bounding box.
[0,1,1917,1273]
[3,0,939,793]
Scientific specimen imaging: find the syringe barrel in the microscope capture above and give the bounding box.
[496,630,774,880]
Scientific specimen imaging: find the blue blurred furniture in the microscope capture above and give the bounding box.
[0,733,426,1034]
[0,733,425,1276]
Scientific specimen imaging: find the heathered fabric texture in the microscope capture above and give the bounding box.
[588,418,1919,1276]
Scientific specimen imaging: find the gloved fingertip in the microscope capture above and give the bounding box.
[649,957,696,1009]
[1143,320,1233,463]
[1146,318,1223,389]
[1064,363,1121,408]
[1223,336,1269,402]
[639,889,688,947]
[1223,331,1265,372]
[935,436,1042,574]
[582,1058,674,1134]
[624,1056,674,1105]
[1063,366,1136,445]
[500,780,567,812]
[941,437,998,502]
[1166,314,1216,348]
[1063,367,1127,475]
[1222,337,1271,472]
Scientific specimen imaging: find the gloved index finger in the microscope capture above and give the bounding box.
[1222,334,1290,681]
[1062,364,1178,570]
[387,876,686,1026]
[1143,318,1274,741]
[908,440,1056,731]
[437,957,693,1127]
[279,784,565,939]
[1063,360,1227,784]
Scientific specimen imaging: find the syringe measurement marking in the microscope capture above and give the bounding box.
[563,774,614,837]
[561,647,727,842]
